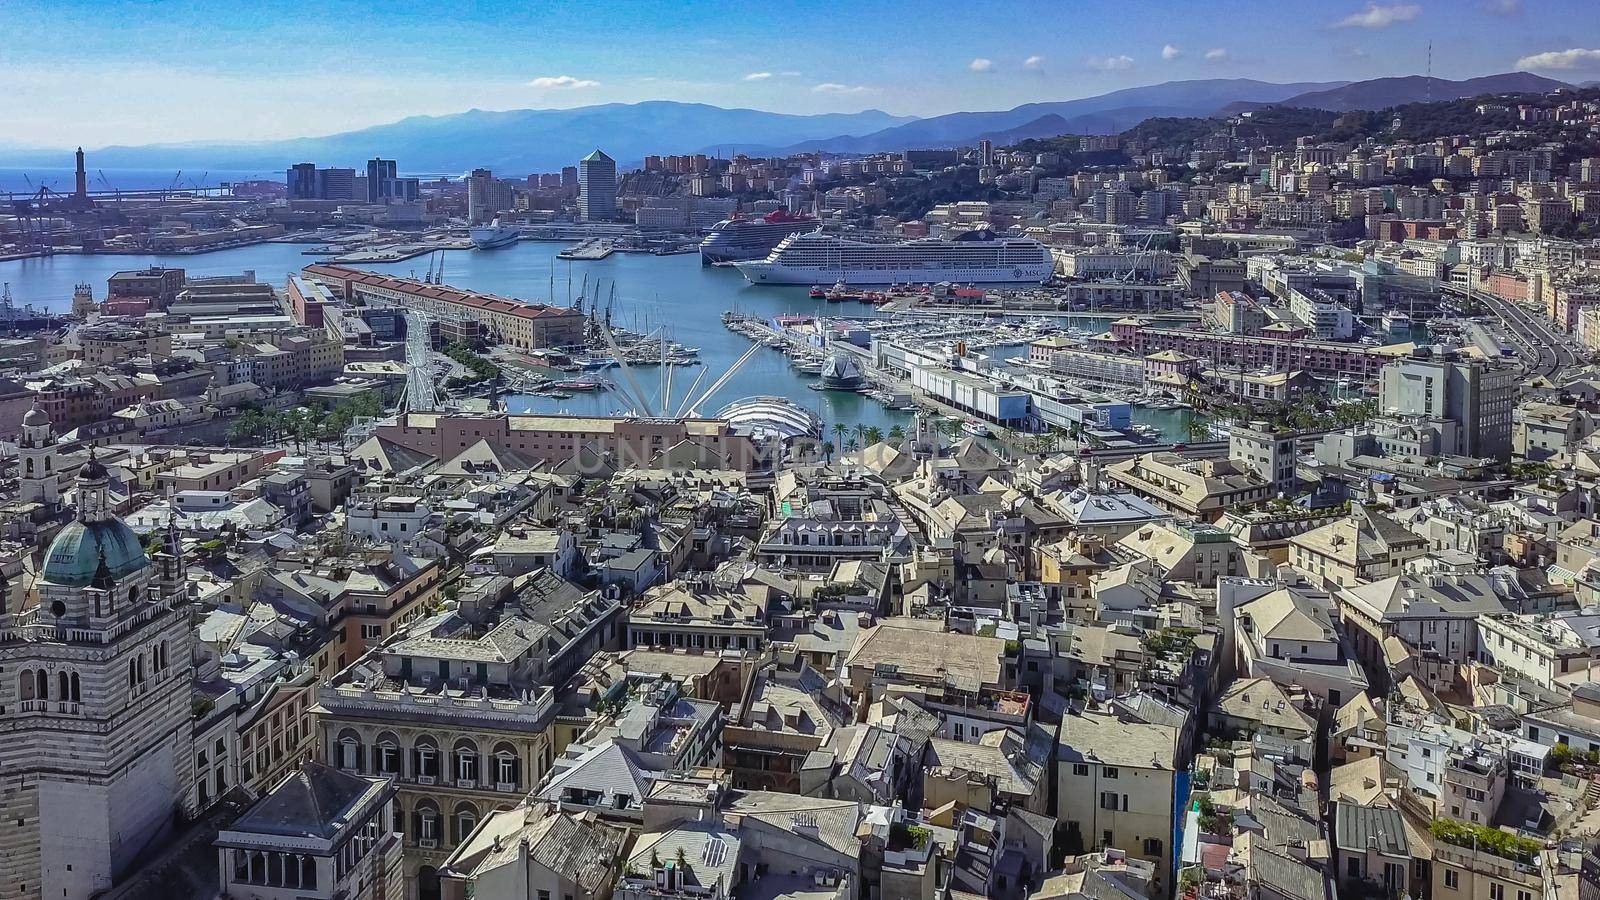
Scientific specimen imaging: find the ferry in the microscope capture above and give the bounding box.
[468,218,520,249]
[699,210,820,265]
[734,228,1054,286]
[961,420,992,438]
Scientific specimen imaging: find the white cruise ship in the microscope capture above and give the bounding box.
[699,210,820,265]
[734,229,1053,285]
[469,218,520,249]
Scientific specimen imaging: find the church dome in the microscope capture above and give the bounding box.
[41,519,150,587]
[22,405,47,428]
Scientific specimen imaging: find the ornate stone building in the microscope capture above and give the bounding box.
[0,453,194,898]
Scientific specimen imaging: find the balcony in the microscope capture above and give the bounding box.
[455,778,477,790]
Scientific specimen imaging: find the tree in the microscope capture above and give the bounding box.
[1183,416,1210,443]
[862,425,884,446]
[832,422,849,446]
[821,441,835,462]
[887,424,906,444]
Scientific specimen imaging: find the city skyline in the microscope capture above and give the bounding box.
[6,0,1600,147]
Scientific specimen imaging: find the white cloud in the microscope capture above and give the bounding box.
[969,58,994,73]
[1204,48,1230,61]
[813,82,872,94]
[743,72,773,81]
[1023,55,1045,70]
[1515,48,1600,70]
[528,74,599,89]
[1087,55,1135,72]
[780,71,802,77]
[1161,44,1182,61]
[1333,3,1421,29]
[1487,0,1520,13]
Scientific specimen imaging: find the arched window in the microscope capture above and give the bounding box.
[452,802,479,845]
[412,736,441,782]
[374,732,400,775]
[128,659,136,688]
[19,670,34,701]
[412,800,440,846]
[336,729,364,772]
[34,670,47,701]
[128,587,137,606]
[56,672,69,703]
[452,738,480,786]
[492,742,520,791]
[69,672,81,703]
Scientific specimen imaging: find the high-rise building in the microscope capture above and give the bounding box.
[0,448,194,897]
[577,150,616,222]
[319,167,357,201]
[1092,186,1138,225]
[288,165,357,201]
[365,158,397,203]
[466,168,496,225]
[978,139,994,167]
[287,163,319,200]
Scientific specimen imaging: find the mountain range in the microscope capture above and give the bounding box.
[0,72,1572,175]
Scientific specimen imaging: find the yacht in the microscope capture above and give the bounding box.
[734,228,1054,286]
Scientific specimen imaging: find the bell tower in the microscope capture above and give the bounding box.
[0,455,194,899]
[17,401,59,509]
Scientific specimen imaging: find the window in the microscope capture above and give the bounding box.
[1102,830,1114,848]
[1489,885,1504,900]
[361,624,382,641]
[1072,763,1089,776]
[1143,838,1162,857]
[1102,766,1119,779]
[1100,791,1118,810]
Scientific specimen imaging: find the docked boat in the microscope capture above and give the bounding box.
[699,210,821,265]
[734,228,1054,286]
[469,218,520,249]
[961,420,992,438]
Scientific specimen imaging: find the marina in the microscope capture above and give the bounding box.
[0,238,1196,439]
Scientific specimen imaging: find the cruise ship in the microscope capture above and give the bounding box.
[469,218,520,250]
[699,210,819,265]
[734,229,1054,285]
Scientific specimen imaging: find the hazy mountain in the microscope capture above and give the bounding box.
[7,103,917,174]
[1224,72,1570,113]
[769,78,1348,155]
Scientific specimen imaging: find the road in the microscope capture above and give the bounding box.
[1444,285,1579,379]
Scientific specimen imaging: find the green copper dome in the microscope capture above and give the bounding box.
[41,519,150,587]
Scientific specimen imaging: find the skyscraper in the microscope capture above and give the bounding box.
[287,163,319,200]
[577,150,616,222]
[466,168,495,225]
[365,158,397,203]
[560,166,578,197]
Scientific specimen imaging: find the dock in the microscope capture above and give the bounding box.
[557,238,616,261]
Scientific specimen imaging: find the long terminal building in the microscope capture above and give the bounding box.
[1103,316,1418,379]
[302,264,586,351]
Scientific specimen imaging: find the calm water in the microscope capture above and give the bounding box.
[0,241,1177,437]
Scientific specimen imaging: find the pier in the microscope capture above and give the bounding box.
[556,238,616,260]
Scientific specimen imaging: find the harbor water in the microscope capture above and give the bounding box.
[0,240,1188,439]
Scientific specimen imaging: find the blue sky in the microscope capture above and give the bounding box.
[5,0,1599,146]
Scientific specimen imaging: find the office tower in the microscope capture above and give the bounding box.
[319,168,357,201]
[1092,186,1138,225]
[577,149,617,222]
[366,158,397,202]
[288,163,319,200]
[561,166,579,197]
[466,168,495,225]
[978,139,994,167]
[0,449,194,897]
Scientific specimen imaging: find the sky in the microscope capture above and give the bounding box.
[5,0,1600,148]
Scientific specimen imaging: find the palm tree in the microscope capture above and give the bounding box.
[844,438,860,452]
[862,425,884,446]
[1183,415,1210,443]
[821,441,835,462]
[832,422,849,447]
[888,424,907,444]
